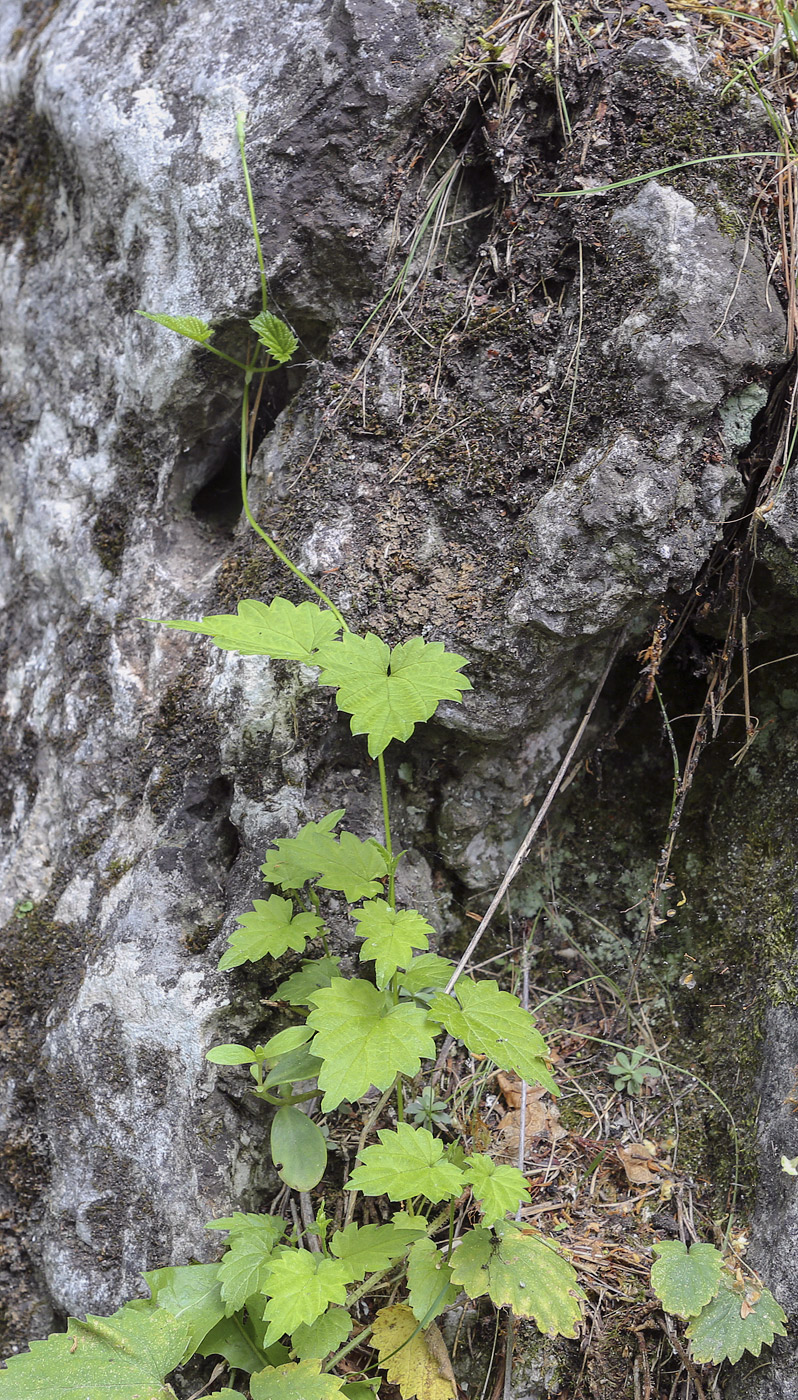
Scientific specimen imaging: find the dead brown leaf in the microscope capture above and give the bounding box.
[617,1143,658,1185]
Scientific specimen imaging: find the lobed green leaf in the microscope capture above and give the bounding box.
[450,1225,584,1337]
[346,1123,464,1203]
[462,1154,531,1228]
[329,1221,422,1281]
[354,900,433,987]
[274,956,341,1006]
[306,979,437,1110]
[219,897,322,970]
[430,979,557,1094]
[314,632,471,758]
[261,1251,349,1346]
[160,598,341,660]
[260,813,344,891]
[210,1214,285,1315]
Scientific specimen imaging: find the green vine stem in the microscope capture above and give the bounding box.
[236,112,268,314]
[239,373,347,627]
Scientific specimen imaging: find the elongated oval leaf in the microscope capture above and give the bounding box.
[270,1105,328,1190]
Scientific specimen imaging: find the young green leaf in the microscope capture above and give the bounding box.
[261,1251,349,1346]
[315,832,390,902]
[651,1241,724,1319]
[354,900,433,987]
[211,1214,285,1315]
[206,1391,247,1400]
[462,1154,531,1228]
[407,1238,458,1323]
[686,1276,787,1364]
[261,1025,314,1059]
[250,1359,347,1400]
[142,1262,225,1355]
[290,1306,352,1361]
[137,309,214,343]
[262,1045,323,1088]
[261,813,344,891]
[206,1044,258,1065]
[429,979,557,1094]
[270,1105,328,1191]
[329,1221,421,1281]
[274,956,341,1006]
[346,1123,464,1203]
[160,598,341,660]
[450,1225,584,1337]
[314,633,472,757]
[218,896,322,970]
[306,978,437,1110]
[0,1303,190,1400]
[397,954,456,997]
[249,311,299,364]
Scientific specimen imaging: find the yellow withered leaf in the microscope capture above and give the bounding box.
[371,1304,456,1400]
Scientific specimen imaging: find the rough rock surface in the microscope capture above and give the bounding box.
[0,2,797,1397]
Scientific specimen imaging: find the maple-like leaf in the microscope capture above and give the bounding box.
[463,1154,531,1228]
[314,633,471,757]
[218,897,323,970]
[651,1241,724,1319]
[354,901,433,987]
[249,1359,348,1400]
[261,1251,349,1346]
[407,1239,458,1323]
[371,1304,456,1400]
[290,1306,352,1361]
[137,310,214,343]
[450,1226,584,1337]
[143,1262,225,1354]
[346,1123,464,1203]
[249,311,299,364]
[0,1303,190,1400]
[306,979,437,1110]
[161,598,341,660]
[430,979,557,1094]
[261,813,344,890]
[315,831,389,902]
[686,1276,787,1365]
[329,1221,422,1281]
[209,1214,285,1315]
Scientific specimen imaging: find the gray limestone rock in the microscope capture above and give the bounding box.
[0,3,796,1395]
